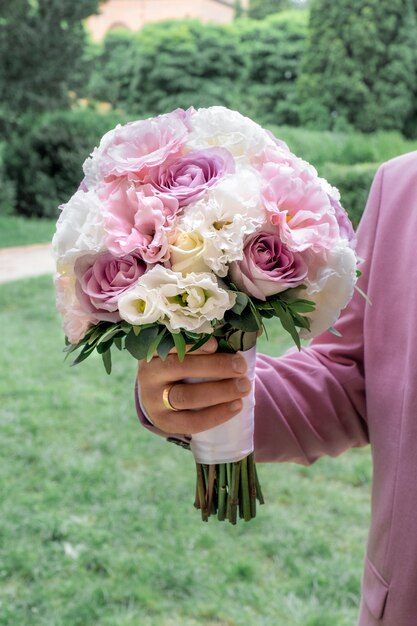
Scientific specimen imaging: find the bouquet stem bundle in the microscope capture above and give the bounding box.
[194,453,264,523]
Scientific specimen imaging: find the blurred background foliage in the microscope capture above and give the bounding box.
[1,0,417,224]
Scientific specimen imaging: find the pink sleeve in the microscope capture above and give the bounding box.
[253,166,385,464]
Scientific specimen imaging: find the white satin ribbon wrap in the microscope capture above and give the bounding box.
[189,346,257,465]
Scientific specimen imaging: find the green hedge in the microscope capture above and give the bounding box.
[4,109,130,219]
[267,125,417,168]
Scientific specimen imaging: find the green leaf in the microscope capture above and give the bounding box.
[114,336,123,351]
[71,342,97,367]
[96,339,113,354]
[125,325,159,361]
[146,328,167,362]
[157,334,175,360]
[232,292,249,315]
[102,349,112,375]
[97,324,125,345]
[287,299,316,314]
[271,300,301,350]
[173,332,187,361]
[187,334,211,354]
[225,306,262,332]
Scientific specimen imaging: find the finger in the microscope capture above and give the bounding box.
[140,351,247,385]
[157,399,244,435]
[165,335,218,356]
[167,377,251,411]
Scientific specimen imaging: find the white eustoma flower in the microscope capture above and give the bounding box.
[52,189,107,271]
[117,283,164,327]
[179,168,266,276]
[301,244,358,338]
[118,265,236,334]
[187,106,275,163]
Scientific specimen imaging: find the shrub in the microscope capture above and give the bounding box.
[125,20,246,116]
[5,108,130,219]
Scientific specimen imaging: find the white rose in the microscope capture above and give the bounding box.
[187,106,274,163]
[52,189,107,271]
[301,244,358,338]
[169,230,211,274]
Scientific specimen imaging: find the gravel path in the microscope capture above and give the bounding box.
[0,243,55,285]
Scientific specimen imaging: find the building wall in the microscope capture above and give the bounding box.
[86,0,248,42]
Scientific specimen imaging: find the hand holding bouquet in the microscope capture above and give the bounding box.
[53,106,359,523]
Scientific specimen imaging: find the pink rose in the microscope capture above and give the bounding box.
[101,110,189,181]
[229,230,308,300]
[100,178,179,263]
[262,160,340,252]
[74,252,147,322]
[147,147,235,206]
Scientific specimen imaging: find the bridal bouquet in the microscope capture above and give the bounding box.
[53,106,359,524]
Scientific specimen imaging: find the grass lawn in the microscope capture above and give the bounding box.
[0,216,56,248]
[0,276,372,626]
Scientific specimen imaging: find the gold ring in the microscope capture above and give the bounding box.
[162,384,179,412]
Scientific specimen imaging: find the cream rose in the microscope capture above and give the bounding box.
[169,230,210,274]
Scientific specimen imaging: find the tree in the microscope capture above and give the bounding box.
[248,0,291,20]
[298,0,417,133]
[0,0,100,123]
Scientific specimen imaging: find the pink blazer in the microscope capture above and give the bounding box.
[137,152,417,625]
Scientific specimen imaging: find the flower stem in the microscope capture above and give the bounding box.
[193,455,264,524]
[217,463,227,521]
[196,463,209,522]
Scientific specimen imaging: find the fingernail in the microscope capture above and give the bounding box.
[232,355,246,373]
[230,400,242,412]
[237,378,251,393]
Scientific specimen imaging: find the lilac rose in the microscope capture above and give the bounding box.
[74,252,147,322]
[229,230,308,300]
[147,147,235,206]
